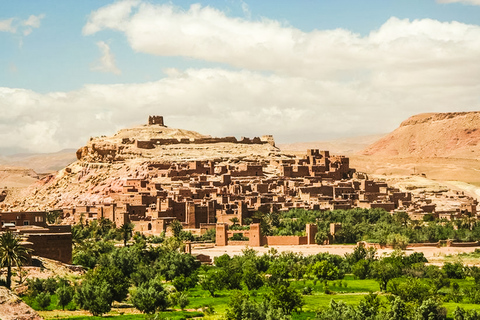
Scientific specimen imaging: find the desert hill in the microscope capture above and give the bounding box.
[362,112,480,158]
[4,119,292,211]
[0,149,77,174]
[279,134,385,156]
[352,112,480,187]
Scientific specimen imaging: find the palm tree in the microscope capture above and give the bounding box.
[0,231,31,289]
[119,223,134,247]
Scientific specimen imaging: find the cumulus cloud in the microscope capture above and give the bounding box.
[82,2,480,87]
[437,0,480,5]
[240,1,251,19]
[91,41,121,75]
[0,14,45,36]
[0,18,16,33]
[0,67,478,154]
[22,14,46,36]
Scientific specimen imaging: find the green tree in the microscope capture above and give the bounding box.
[443,262,466,279]
[242,259,264,291]
[386,296,409,320]
[177,292,189,310]
[309,260,340,281]
[267,284,304,315]
[0,231,31,289]
[130,276,168,314]
[352,260,371,280]
[356,293,382,319]
[56,284,74,310]
[230,217,240,226]
[119,223,134,247]
[386,233,409,250]
[46,210,62,224]
[371,261,397,292]
[315,230,329,245]
[414,298,446,320]
[170,220,183,238]
[199,268,224,297]
[36,292,51,310]
[74,279,113,316]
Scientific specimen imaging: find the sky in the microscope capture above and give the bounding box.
[1,0,480,155]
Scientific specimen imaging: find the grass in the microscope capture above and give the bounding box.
[28,276,480,319]
[22,293,77,311]
[50,311,205,320]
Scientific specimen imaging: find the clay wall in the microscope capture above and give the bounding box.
[136,140,154,149]
[371,202,395,212]
[23,229,72,264]
[361,180,380,193]
[265,236,308,245]
[135,135,269,149]
[216,223,228,246]
[0,211,47,229]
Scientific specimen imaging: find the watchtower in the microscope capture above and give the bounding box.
[148,116,164,126]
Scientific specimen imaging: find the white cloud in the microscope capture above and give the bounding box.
[0,18,16,33]
[437,0,480,5]
[83,0,140,35]
[0,14,45,36]
[22,14,45,36]
[240,1,251,19]
[0,67,478,154]
[91,41,121,75]
[83,2,480,87]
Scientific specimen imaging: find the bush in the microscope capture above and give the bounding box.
[74,279,113,316]
[301,286,313,295]
[36,292,51,310]
[387,233,409,250]
[443,262,466,279]
[130,276,168,314]
[56,285,74,310]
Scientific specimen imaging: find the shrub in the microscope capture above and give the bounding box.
[36,292,51,310]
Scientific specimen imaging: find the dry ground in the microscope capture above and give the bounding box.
[192,244,480,265]
[351,155,480,187]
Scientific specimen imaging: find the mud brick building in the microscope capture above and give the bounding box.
[0,211,72,264]
[59,147,478,238]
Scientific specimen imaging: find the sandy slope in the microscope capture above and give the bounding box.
[362,112,480,159]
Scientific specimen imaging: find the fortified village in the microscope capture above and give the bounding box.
[0,116,478,263]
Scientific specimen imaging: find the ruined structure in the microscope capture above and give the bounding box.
[75,116,279,162]
[148,115,164,126]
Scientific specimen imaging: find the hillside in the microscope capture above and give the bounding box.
[279,134,385,156]
[4,119,291,211]
[0,149,77,173]
[362,112,480,158]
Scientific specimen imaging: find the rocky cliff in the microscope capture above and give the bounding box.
[361,112,480,159]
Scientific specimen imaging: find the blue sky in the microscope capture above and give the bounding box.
[1,0,480,154]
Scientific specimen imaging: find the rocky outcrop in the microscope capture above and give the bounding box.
[0,286,43,320]
[362,112,480,159]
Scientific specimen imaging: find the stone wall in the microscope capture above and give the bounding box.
[135,136,273,149]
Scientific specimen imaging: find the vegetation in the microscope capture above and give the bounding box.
[15,208,480,319]
[0,231,31,289]
[257,208,480,244]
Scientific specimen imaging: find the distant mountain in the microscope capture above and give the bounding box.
[0,149,77,173]
[361,112,480,159]
[279,134,385,156]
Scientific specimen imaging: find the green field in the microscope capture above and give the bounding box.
[34,276,480,320]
